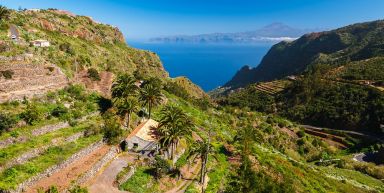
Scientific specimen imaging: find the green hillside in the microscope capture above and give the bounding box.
[225,20,384,88]
[0,8,168,79]
[0,6,383,193]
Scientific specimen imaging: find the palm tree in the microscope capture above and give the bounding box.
[139,79,163,119]
[111,74,138,99]
[186,139,215,192]
[111,74,139,129]
[158,105,194,160]
[0,6,10,21]
[114,96,139,129]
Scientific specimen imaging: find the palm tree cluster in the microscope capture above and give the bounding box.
[158,105,195,160]
[111,74,163,130]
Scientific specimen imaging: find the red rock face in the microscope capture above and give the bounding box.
[40,19,55,31]
[30,10,125,44]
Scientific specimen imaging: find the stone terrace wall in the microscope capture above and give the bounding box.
[9,141,104,193]
[75,146,118,185]
[0,63,69,103]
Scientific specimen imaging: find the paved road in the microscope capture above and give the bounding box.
[88,154,136,193]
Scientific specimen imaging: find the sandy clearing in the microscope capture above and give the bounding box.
[24,145,110,193]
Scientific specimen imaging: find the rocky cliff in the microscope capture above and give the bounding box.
[225,20,384,88]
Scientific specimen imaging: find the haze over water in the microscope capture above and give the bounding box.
[130,42,271,91]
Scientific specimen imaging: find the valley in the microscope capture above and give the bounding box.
[0,5,383,193]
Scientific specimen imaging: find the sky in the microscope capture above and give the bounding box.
[1,0,384,40]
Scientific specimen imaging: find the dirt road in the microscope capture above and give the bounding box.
[87,154,136,193]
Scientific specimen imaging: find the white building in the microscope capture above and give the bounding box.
[32,40,50,47]
[124,119,160,154]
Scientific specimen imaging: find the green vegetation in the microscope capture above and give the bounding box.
[139,78,163,118]
[102,110,123,145]
[0,70,14,79]
[0,113,16,133]
[226,20,384,88]
[280,66,384,133]
[158,105,194,160]
[111,74,139,129]
[87,68,101,81]
[119,167,158,193]
[0,134,101,190]
[0,9,168,79]
[0,6,10,21]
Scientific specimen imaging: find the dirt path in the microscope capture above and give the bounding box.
[87,154,136,193]
[166,159,201,193]
[24,145,110,193]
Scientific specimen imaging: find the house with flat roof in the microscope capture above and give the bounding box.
[123,119,160,154]
[32,40,50,47]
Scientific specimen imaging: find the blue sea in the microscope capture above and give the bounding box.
[130,42,272,91]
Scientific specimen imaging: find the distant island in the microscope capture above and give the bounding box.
[150,22,320,43]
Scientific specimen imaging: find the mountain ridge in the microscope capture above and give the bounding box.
[224,19,384,88]
[150,22,319,43]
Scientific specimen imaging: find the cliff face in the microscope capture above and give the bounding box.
[225,20,384,88]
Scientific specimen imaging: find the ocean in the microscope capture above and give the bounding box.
[130,42,272,91]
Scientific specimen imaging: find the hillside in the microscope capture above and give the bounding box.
[0,6,383,193]
[225,20,384,88]
[0,10,168,76]
[0,8,175,101]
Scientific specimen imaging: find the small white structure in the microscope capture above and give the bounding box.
[32,40,50,47]
[124,119,160,153]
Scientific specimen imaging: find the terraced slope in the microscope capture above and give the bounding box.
[0,63,68,103]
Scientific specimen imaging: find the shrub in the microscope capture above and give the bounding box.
[0,113,16,133]
[102,110,123,144]
[297,130,306,138]
[51,105,69,118]
[65,84,86,100]
[22,104,44,125]
[68,186,88,193]
[152,156,170,179]
[1,70,14,79]
[87,68,101,81]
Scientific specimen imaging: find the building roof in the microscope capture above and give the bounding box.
[33,39,49,42]
[127,119,159,142]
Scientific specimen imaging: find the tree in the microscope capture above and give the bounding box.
[102,110,123,144]
[114,96,139,129]
[158,105,194,160]
[0,113,16,134]
[111,74,138,99]
[0,6,10,21]
[152,155,170,179]
[186,139,215,187]
[111,74,139,129]
[139,78,163,119]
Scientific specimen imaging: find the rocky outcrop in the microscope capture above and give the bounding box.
[74,70,114,98]
[0,63,68,103]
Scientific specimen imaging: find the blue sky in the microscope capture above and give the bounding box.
[2,0,384,40]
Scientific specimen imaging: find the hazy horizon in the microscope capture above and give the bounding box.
[1,0,384,40]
